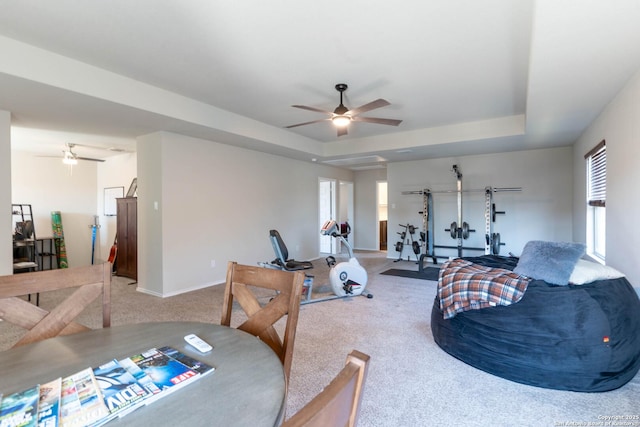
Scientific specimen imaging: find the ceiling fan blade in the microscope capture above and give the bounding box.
[352,116,403,126]
[292,105,333,115]
[285,118,330,128]
[76,156,105,162]
[346,99,390,116]
[337,126,348,137]
[72,142,131,153]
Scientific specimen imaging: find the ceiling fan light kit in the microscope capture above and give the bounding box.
[332,115,351,127]
[287,83,402,137]
[58,143,106,164]
[62,151,78,165]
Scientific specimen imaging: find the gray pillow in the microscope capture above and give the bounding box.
[513,240,586,286]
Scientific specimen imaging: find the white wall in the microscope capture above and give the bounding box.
[0,111,11,275]
[386,147,573,260]
[573,68,640,289]
[137,133,163,296]
[137,131,353,297]
[354,168,388,250]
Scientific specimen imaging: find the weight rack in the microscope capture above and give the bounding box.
[401,165,521,270]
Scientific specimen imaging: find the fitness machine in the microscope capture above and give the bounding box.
[264,226,371,304]
[401,164,521,269]
[321,220,372,299]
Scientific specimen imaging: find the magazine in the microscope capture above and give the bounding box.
[116,358,162,402]
[1,343,212,426]
[37,378,61,427]
[0,384,40,427]
[121,348,199,400]
[92,360,150,422]
[156,346,215,376]
[59,368,109,427]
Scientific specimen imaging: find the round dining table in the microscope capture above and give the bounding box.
[0,322,286,427]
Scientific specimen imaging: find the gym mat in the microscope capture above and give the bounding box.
[380,267,440,281]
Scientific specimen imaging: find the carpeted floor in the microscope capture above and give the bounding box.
[1,251,638,426]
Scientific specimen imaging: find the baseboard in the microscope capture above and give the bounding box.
[136,280,223,298]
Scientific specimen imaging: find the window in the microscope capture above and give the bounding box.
[585,140,606,261]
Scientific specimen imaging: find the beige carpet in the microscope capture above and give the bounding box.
[1,252,638,426]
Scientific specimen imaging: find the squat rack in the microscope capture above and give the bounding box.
[401,165,521,269]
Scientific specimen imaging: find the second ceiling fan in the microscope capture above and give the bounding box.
[286,84,402,137]
[62,143,105,164]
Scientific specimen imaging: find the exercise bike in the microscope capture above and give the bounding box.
[321,220,372,299]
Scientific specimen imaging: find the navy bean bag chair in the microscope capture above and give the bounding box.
[431,250,640,392]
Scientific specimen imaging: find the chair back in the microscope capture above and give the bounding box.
[222,261,304,384]
[282,350,370,427]
[0,262,112,348]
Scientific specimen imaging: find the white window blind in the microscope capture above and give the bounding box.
[585,140,606,207]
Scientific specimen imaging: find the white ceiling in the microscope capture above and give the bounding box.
[1,1,639,168]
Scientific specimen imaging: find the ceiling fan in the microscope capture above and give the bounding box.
[61,143,105,164]
[286,83,402,137]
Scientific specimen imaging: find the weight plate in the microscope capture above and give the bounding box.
[492,232,501,255]
[412,241,420,255]
[462,222,470,240]
[395,242,403,252]
[450,222,457,239]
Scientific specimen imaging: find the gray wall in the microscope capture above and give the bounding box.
[573,68,640,289]
[136,131,353,296]
[384,146,574,260]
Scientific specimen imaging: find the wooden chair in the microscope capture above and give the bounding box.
[0,262,112,348]
[222,261,304,385]
[282,350,371,427]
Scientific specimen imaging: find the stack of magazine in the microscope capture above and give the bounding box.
[0,346,215,427]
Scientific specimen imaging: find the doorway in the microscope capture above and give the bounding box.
[319,178,336,254]
[377,181,388,250]
[338,181,354,250]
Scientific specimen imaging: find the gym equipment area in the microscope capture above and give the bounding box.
[398,165,521,272]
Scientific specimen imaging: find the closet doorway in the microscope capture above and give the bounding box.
[377,181,388,251]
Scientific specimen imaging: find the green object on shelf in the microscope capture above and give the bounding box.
[51,211,69,269]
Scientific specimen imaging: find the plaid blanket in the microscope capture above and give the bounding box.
[438,258,530,319]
